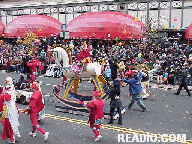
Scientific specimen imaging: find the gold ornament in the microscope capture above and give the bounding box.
[0,106,7,121]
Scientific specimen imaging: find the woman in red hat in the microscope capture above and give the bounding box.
[77,91,104,142]
[23,83,49,142]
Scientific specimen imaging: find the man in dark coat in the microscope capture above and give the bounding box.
[108,79,122,125]
[110,59,119,81]
[174,66,191,96]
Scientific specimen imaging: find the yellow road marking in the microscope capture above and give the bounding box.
[19,109,190,144]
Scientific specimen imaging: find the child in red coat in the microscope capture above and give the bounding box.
[77,91,104,142]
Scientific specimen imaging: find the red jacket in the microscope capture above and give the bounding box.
[29,91,44,114]
[86,99,104,124]
[27,61,37,72]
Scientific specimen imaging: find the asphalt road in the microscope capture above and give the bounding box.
[0,71,192,144]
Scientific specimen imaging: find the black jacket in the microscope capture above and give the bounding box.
[109,81,122,108]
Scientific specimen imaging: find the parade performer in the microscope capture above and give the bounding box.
[122,70,147,112]
[27,58,37,74]
[76,91,104,142]
[23,83,49,141]
[108,79,122,125]
[2,77,21,143]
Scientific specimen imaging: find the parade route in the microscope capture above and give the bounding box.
[17,108,192,144]
[0,71,192,144]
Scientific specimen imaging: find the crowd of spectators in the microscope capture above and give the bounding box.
[0,35,191,86]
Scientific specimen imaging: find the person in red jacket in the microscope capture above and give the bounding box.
[77,91,104,142]
[23,83,49,142]
[27,59,37,74]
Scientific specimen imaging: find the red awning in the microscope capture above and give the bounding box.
[4,14,62,38]
[0,21,5,36]
[185,23,192,40]
[66,11,145,39]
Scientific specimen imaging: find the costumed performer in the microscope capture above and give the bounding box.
[76,91,104,142]
[2,77,21,143]
[23,83,49,141]
[4,77,20,135]
[27,58,37,75]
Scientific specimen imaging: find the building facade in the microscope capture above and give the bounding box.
[0,0,191,30]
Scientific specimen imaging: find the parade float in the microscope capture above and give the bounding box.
[52,43,126,119]
[52,44,108,107]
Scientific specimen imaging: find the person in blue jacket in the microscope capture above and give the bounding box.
[122,70,147,112]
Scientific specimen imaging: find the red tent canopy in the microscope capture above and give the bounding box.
[66,11,145,39]
[185,23,192,40]
[4,14,62,38]
[0,21,5,36]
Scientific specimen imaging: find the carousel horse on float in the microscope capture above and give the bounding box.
[51,44,108,109]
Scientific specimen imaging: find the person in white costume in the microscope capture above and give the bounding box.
[2,77,21,143]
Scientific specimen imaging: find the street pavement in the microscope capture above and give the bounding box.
[0,71,192,144]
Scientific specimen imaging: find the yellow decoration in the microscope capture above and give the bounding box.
[118,42,123,46]
[71,45,74,49]
[138,53,142,58]
[0,106,7,121]
[165,26,168,29]
[29,51,33,55]
[38,28,41,32]
[22,33,38,47]
[135,17,139,21]
[2,34,5,37]
[101,58,105,66]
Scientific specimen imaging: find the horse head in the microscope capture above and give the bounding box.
[52,47,71,69]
